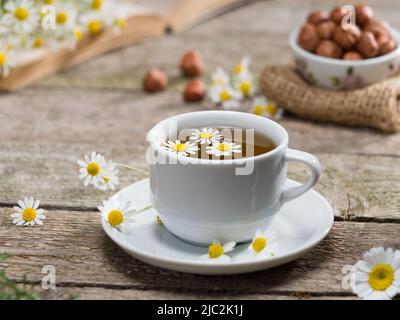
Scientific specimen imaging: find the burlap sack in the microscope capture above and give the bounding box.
[259,65,400,132]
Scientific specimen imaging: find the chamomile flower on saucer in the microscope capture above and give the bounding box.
[234,56,251,76]
[189,128,222,145]
[251,96,283,121]
[77,152,111,187]
[97,167,119,191]
[98,198,136,232]
[199,240,236,262]
[0,45,16,78]
[206,141,241,157]
[352,247,400,300]
[248,230,277,257]
[211,67,230,86]
[163,140,199,157]
[12,196,46,226]
[4,0,39,33]
[234,72,256,98]
[208,85,242,110]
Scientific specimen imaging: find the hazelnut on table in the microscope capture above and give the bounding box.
[180,50,204,77]
[184,79,206,102]
[298,23,319,52]
[316,40,343,59]
[143,68,168,93]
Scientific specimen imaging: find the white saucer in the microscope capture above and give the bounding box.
[102,179,334,275]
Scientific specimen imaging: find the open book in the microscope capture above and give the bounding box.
[0,0,248,91]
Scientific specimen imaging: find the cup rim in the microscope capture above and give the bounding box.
[289,27,400,66]
[147,110,289,165]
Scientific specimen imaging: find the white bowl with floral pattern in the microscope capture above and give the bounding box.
[289,27,400,90]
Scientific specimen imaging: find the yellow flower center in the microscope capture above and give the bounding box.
[173,143,187,153]
[0,52,7,66]
[266,103,278,116]
[252,237,267,253]
[219,90,231,102]
[91,0,103,10]
[107,210,123,227]
[102,176,110,184]
[56,12,68,25]
[74,28,83,41]
[217,143,231,152]
[14,7,29,21]
[115,18,126,29]
[44,0,54,4]
[88,20,102,35]
[240,81,251,96]
[368,264,394,291]
[22,208,37,222]
[33,38,45,48]
[235,64,242,74]
[86,162,100,176]
[200,132,213,139]
[253,105,263,116]
[208,243,224,259]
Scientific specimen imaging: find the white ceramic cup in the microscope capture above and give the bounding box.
[147,111,321,245]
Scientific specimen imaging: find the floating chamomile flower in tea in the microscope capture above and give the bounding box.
[162,140,199,157]
[206,141,242,157]
[199,240,236,262]
[189,127,222,145]
[12,196,46,226]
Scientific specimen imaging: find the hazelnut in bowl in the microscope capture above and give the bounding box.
[289,7,400,90]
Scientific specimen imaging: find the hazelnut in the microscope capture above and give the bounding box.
[355,3,374,26]
[333,25,361,50]
[307,10,329,25]
[180,50,204,77]
[317,21,335,39]
[316,40,343,59]
[298,23,319,52]
[364,20,391,38]
[343,51,363,60]
[330,6,346,24]
[183,79,206,102]
[378,37,396,55]
[143,68,168,93]
[357,31,379,58]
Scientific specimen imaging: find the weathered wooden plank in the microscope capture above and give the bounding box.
[1,208,400,296]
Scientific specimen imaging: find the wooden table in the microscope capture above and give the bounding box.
[1,0,400,300]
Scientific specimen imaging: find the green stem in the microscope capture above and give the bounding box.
[114,163,149,176]
[126,204,153,217]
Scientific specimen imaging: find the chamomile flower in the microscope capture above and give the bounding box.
[234,72,256,98]
[53,3,77,38]
[97,167,119,191]
[0,44,16,77]
[251,96,283,121]
[199,240,236,262]
[234,56,251,76]
[12,196,46,226]
[84,0,104,11]
[189,128,222,145]
[248,230,277,257]
[208,85,242,110]
[98,198,136,232]
[352,247,400,300]
[77,152,111,187]
[80,11,104,36]
[163,140,199,157]
[211,67,230,86]
[4,0,39,33]
[206,141,241,157]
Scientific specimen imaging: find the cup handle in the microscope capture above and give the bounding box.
[280,148,321,203]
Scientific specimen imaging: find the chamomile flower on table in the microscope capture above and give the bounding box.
[97,166,119,191]
[80,11,104,36]
[208,84,242,110]
[248,230,278,257]
[0,45,16,78]
[98,198,137,232]
[206,141,241,157]
[352,247,400,300]
[12,196,46,226]
[84,0,105,11]
[77,152,112,187]
[234,56,251,77]
[189,127,222,145]
[251,96,284,121]
[234,72,256,98]
[163,140,199,157]
[4,0,39,33]
[199,240,236,262]
[53,3,77,39]
[211,67,230,86]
